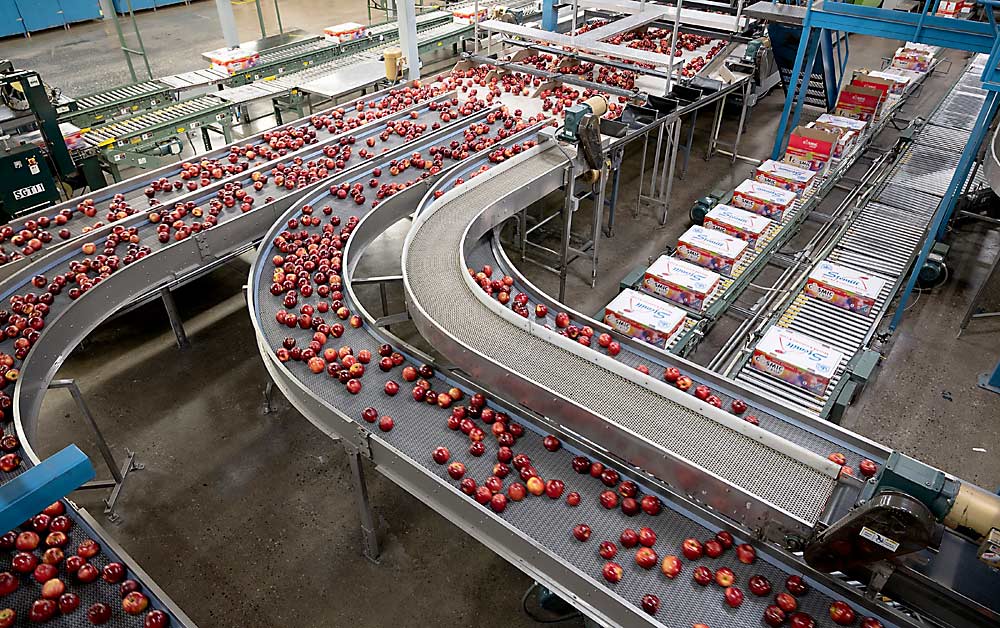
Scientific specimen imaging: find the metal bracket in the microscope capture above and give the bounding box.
[159,287,189,349]
[48,379,143,522]
[866,561,896,598]
[193,232,213,261]
[343,440,380,564]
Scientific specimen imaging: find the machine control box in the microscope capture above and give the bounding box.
[604,289,686,349]
[751,326,843,396]
[676,225,748,276]
[805,261,886,315]
[641,255,720,311]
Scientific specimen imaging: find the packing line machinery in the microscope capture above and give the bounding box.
[0,55,996,628]
[729,57,991,418]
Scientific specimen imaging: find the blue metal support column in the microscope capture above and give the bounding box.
[0,446,94,534]
[820,30,839,110]
[771,22,822,160]
[889,89,1000,331]
[980,356,1000,394]
[542,0,557,31]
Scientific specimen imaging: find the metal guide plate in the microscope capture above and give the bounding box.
[405,148,837,525]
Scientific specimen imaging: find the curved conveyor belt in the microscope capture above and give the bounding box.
[247,133,906,627]
[402,142,846,540]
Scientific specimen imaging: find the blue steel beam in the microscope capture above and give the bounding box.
[0,445,95,534]
[542,0,558,31]
[809,5,996,53]
[889,90,1000,331]
[771,23,822,159]
[820,30,838,110]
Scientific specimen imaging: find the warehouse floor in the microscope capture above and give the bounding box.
[3,2,1000,626]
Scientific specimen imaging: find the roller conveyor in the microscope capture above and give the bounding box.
[732,57,989,418]
[78,96,230,149]
[61,80,175,125]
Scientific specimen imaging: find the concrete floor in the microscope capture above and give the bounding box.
[4,3,1000,626]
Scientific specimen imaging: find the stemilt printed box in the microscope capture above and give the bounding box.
[731,180,796,222]
[815,113,868,134]
[704,204,772,250]
[807,122,858,160]
[755,160,816,198]
[676,225,748,276]
[834,84,884,121]
[604,288,686,348]
[751,326,844,396]
[642,255,720,311]
[804,261,886,315]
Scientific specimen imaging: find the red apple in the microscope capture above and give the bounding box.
[786,575,809,596]
[715,530,734,549]
[675,376,693,391]
[620,528,639,548]
[600,468,619,487]
[64,556,84,574]
[860,618,883,628]
[58,592,80,614]
[33,564,58,583]
[572,524,591,542]
[459,478,476,495]
[640,594,659,616]
[731,399,748,414]
[87,602,111,624]
[102,562,125,583]
[607,341,621,356]
[736,543,756,564]
[681,538,703,560]
[544,479,564,499]
[0,573,17,595]
[599,490,618,509]
[598,541,617,559]
[555,312,570,328]
[620,497,639,517]
[704,539,723,558]
[41,578,65,599]
[16,531,39,551]
[639,495,661,516]
[526,477,545,496]
[29,599,57,623]
[589,462,604,477]
[828,452,847,466]
[859,459,878,477]
[571,456,590,473]
[634,547,657,569]
[432,447,450,464]
[693,565,713,586]
[565,492,580,507]
[489,493,507,513]
[775,592,798,613]
[746,575,771,597]
[384,381,399,396]
[764,605,787,627]
[715,567,735,587]
[507,483,526,501]
[76,563,98,583]
[0,608,13,628]
[637,527,656,547]
[601,562,623,584]
[724,586,744,608]
[789,612,816,628]
[693,385,711,400]
[829,601,856,625]
[144,610,169,627]
[447,462,466,480]
[122,591,149,615]
[542,435,560,452]
[659,555,681,579]
[11,552,37,573]
[663,366,681,382]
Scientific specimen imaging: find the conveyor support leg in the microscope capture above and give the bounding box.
[160,287,190,349]
[346,446,381,563]
[48,379,143,521]
[542,0,558,31]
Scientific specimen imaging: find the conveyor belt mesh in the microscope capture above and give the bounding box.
[406,147,837,525]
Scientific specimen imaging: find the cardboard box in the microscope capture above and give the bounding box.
[784,126,838,174]
[804,261,886,315]
[704,204,772,250]
[731,180,797,222]
[867,70,911,95]
[323,22,369,42]
[807,122,858,159]
[205,46,260,75]
[452,8,489,23]
[751,326,843,396]
[604,289,686,348]
[850,76,893,105]
[834,84,884,121]
[676,225,748,276]
[641,255,720,310]
[755,160,816,198]
[891,46,932,72]
[815,113,868,134]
